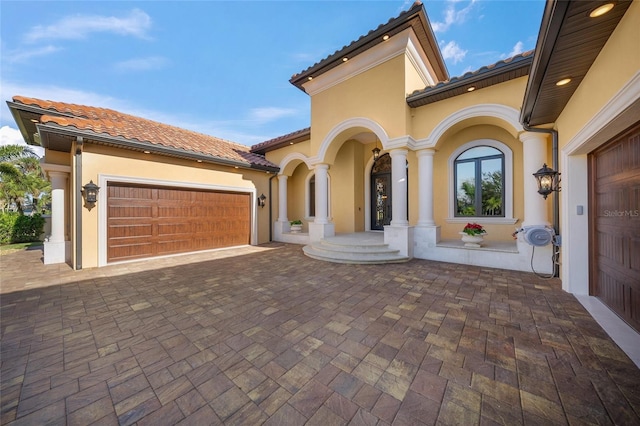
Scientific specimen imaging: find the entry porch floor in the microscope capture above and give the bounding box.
[1,244,639,425]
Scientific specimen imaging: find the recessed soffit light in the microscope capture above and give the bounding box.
[556,78,572,86]
[467,86,476,92]
[383,34,390,41]
[143,150,151,154]
[30,119,39,123]
[307,76,313,81]
[589,3,614,18]
[342,57,348,62]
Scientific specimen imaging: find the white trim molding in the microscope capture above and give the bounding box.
[447,139,517,224]
[279,152,313,176]
[97,174,258,267]
[302,28,436,96]
[416,104,524,149]
[314,117,389,165]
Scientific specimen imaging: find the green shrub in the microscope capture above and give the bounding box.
[0,213,45,244]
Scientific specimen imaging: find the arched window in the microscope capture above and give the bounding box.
[454,146,504,217]
[448,140,516,224]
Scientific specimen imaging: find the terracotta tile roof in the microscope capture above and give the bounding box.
[12,96,278,170]
[406,51,534,107]
[251,127,310,154]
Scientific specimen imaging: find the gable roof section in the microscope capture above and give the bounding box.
[406,51,534,108]
[521,0,633,126]
[289,1,448,92]
[251,127,311,155]
[7,96,278,171]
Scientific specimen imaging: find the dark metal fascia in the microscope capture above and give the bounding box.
[520,0,569,125]
[407,56,532,107]
[36,123,279,172]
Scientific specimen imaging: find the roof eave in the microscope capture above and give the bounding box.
[251,128,311,154]
[290,2,448,92]
[520,0,569,126]
[37,123,279,172]
[406,56,532,107]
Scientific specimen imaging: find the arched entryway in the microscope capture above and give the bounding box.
[371,153,392,230]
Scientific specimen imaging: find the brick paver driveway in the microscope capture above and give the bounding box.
[1,244,639,425]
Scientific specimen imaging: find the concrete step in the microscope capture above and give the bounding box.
[302,236,410,264]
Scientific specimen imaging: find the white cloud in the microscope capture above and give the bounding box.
[248,107,297,124]
[3,45,61,63]
[441,41,467,64]
[431,0,477,33]
[0,126,44,157]
[114,56,168,72]
[508,41,524,57]
[24,9,152,43]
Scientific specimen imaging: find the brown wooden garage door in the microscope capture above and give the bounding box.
[107,183,250,263]
[589,122,640,333]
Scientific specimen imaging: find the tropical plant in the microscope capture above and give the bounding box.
[0,145,50,214]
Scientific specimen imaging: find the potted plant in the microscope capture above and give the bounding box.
[459,222,486,247]
[290,220,303,233]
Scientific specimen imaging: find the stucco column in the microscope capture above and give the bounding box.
[48,171,67,243]
[314,164,329,225]
[390,149,409,226]
[43,169,69,265]
[277,174,288,222]
[417,149,436,226]
[520,131,550,226]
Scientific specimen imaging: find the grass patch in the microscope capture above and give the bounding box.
[0,241,43,252]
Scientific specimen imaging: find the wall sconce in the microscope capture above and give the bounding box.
[372,138,381,161]
[533,163,561,199]
[257,193,267,208]
[82,180,100,209]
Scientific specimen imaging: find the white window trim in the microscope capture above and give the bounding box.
[447,139,517,224]
[304,171,331,221]
[97,174,257,267]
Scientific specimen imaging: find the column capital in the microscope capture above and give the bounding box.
[416,148,436,158]
[277,174,288,181]
[389,148,408,157]
[314,163,329,171]
[519,131,549,144]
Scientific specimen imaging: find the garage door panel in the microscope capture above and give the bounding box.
[590,121,640,333]
[107,183,250,263]
[108,223,153,238]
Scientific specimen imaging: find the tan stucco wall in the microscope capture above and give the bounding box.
[310,55,410,152]
[79,143,271,268]
[411,78,528,141]
[555,0,640,146]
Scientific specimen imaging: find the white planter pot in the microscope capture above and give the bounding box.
[459,232,485,248]
[290,224,303,233]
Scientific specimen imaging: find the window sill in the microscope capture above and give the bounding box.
[446,217,518,225]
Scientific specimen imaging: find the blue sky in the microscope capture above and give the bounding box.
[0,0,544,151]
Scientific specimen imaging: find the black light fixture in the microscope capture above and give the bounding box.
[82,180,100,208]
[257,193,267,208]
[372,138,381,161]
[533,163,561,199]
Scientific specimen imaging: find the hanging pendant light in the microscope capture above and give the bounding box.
[372,138,381,161]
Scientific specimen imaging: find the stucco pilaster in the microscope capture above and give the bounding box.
[520,131,550,226]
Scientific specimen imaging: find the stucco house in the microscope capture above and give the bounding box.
[7,0,639,334]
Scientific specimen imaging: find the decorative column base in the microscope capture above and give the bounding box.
[44,240,69,265]
[273,220,290,241]
[384,225,414,258]
[413,225,440,258]
[309,222,335,242]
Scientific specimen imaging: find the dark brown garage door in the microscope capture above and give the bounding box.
[589,121,640,333]
[107,183,251,263]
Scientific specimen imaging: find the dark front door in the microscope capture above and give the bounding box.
[371,154,392,230]
[589,121,640,333]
